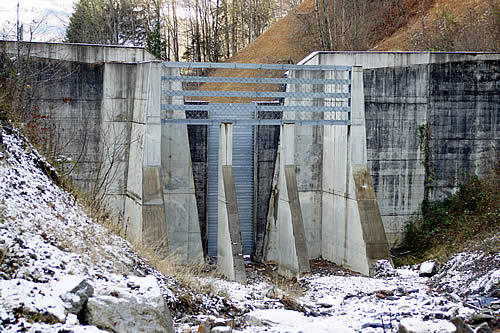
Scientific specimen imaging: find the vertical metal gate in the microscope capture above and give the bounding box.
[207,111,254,256]
[161,62,352,257]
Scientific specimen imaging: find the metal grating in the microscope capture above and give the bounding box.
[161,61,352,126]
[206,109,255,256]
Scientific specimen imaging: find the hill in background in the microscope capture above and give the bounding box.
[229,0,499,65]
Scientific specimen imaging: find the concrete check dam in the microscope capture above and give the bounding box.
[2,41,498,282]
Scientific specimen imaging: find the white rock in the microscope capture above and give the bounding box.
[211,326,232,333]
[84,275,173,333]
[398,318,455,333]
[66,313,80,325]
[420,260,439,277]
[244,309,308,327]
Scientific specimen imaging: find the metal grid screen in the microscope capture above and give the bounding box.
[161,61,352,126]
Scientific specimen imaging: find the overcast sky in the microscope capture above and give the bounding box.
[0,0,76,41]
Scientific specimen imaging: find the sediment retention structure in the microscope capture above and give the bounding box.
[2,41,498,274]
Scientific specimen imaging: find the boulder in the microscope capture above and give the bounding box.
[450,317,474,333]
[475,322,492,333]
[82,275,174,333]
[419,260,439,277]
[60,279,94,314]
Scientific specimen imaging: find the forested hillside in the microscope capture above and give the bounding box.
[65,0,498,65]
[230,0,499,66]
[66,0,301,61]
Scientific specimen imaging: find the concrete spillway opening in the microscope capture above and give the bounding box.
[161,62,391,280]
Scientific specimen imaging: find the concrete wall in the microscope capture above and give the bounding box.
[1,41,173,254]
[5,42,498,271]
[299,52,500,246]
[1,40,155,63]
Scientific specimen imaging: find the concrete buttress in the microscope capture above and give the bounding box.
[122,62,169,256]
[276,124,311,278]
[161,67,203,263]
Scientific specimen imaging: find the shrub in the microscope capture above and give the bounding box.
[397,172,499,262]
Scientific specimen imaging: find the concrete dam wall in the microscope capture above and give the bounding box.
[299,52,499,246]
[2,41,498,277]
[364,60,499,244]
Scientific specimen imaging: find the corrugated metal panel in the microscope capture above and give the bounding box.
[233,120,255,256]
[207,108,254,256]
[207,123,219,256]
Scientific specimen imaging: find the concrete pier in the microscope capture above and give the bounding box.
[275,124,311,278]
[161,67,204,263]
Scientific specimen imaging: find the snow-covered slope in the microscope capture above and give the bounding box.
[0,127,175,332]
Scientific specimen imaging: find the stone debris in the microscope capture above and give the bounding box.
[398,317,455,333]
[60,278,94,314]
[374,259,398,278]
[430,251,500,296]
[419,260,439,277]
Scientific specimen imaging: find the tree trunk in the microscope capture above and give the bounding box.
[322,0,333,50]
[314,0,325,49]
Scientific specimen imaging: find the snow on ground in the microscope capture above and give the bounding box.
[190,259,497,332]
[430,250,500,296]
[0,126,498,333]
[226,269,474,332]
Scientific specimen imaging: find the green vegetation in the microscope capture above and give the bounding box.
[395,171,500,266]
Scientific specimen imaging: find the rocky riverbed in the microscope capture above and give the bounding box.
[0,127,498,333]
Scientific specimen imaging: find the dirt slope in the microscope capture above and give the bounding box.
[229,0,496,62]
[374,0,495,50]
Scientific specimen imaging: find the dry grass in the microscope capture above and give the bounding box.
[132,242,229,295]
[375,0,499,50]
